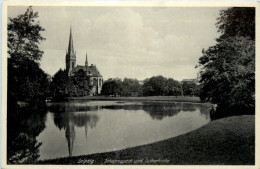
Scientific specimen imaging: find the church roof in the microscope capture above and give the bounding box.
[71,65,102,77]
[72,65,87,72]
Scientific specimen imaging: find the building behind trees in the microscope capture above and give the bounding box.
[65,27,103,96]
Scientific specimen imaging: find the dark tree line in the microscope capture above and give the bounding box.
[101,78,142,97]
[142,76,182,96]
[197,7,255,118]
[101,76,200,97]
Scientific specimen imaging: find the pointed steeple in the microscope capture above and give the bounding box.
[85,52,88,67]
[66,26,76,74]
[67,27,75,55]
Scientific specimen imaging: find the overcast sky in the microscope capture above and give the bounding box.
[8,6,226,81]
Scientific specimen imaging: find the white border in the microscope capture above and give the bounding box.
[1,1,259,169]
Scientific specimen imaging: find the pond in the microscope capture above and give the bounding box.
[7,101,211,162]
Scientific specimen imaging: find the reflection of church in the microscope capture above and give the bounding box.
[65,114,75,157]
[65,27,103,95]
[62,112,99,157]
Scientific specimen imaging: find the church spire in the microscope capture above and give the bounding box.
[85,52,88,67]
[66,26,76,74]
[68,26,75,55]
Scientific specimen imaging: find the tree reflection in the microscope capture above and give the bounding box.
[143,103,182,120]
[49,103,99,157]
[7,105,47,164]
[47,102,100,113]
[180,103,198,112]
[101,102,204,120]
[198,104,211,120]
[48,102,210,157]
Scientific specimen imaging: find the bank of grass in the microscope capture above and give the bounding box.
[69,96,201,103]
[40,115,255,165]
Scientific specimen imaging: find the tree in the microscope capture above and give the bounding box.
[142,76,167,96]
[70,69,92,96]
[142,80,154,96]
[182,82,200,96]
[8,6,48,104]
[50,69,92,100]
[165,78,182,96]
[101,81,111,96]
[216,7,255,41]
[49,69,70,101]
[8,59,49,103]
[7,7,49,163]
[101,79,123,96]
[142,76,181,96]
[197,7,255,115]
[121,78,142,97]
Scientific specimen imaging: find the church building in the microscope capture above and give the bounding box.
[65,27,103,96]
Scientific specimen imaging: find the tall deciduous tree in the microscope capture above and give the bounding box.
[8,6,48,104]
[8,6,45,62]
[198,7,255,115]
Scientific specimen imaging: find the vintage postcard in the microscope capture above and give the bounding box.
[1,1,259,169]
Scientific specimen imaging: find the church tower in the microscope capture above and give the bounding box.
[66,27,76,74]
[85,52,88,67]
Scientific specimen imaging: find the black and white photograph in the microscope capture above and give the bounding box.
[1,1,258,168]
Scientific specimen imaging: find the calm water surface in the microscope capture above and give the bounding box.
[35,101,211,160]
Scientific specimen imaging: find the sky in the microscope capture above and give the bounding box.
[7,6,226,81]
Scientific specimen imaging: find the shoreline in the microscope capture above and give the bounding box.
[67,96,202,103]
[39,115,255,165]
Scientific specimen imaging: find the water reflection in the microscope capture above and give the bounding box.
[51,109,99,157]
[7,105,47,164]
[8,101,211,163]
[101,102,210,120]
[44,101,210,158]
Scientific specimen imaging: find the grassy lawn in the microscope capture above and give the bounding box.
[68,96,201,103]
[39,115,255,165]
